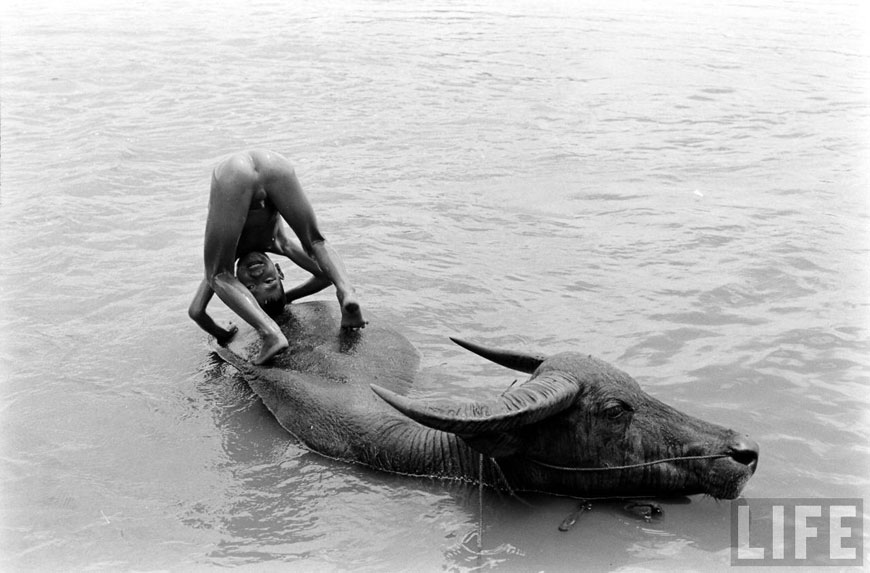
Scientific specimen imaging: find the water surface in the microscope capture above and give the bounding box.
[1,0,868,570]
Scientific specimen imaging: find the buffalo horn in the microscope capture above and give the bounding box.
[371,373,577,435]
[450,337,545,374]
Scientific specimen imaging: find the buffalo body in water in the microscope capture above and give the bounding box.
[210,301,758,500]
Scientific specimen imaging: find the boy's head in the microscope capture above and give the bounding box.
[236,252,286,317]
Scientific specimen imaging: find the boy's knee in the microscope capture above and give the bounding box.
[204,273,218,290]
[205,268,233,288]
[188,305,202,322]
[188,300,206,322]
[302,235,326,257]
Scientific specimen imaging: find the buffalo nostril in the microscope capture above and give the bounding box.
[728,438,760,472]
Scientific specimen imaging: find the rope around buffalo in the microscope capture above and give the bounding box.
[527,453,730,472]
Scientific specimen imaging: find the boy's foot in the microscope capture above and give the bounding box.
[254,331,289,365]
[339,294,367,330]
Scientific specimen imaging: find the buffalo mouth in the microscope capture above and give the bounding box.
[702,460,755,500]
[696,439,760,500]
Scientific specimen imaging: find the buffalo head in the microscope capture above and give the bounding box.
[373,338,758,500]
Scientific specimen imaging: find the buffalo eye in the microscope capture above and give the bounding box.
[602,400,633,421]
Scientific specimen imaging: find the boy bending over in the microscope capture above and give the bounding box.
[189,150,365,364]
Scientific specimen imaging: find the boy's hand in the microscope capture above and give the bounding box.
[214,324,238,345]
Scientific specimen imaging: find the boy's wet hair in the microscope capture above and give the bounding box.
[260,292,287,318]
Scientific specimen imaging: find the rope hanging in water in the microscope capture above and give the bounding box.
[477,453,484,552]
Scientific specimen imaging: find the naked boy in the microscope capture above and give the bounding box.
[188,150,365,364]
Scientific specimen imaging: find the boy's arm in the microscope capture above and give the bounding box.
[270,226,333,301]
[271,225,324,276]
[274,237,333,300]
[188,278,238,344]
[284,275,333,302]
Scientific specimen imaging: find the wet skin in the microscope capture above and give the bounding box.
[236,252,286,308]
[188,149,366,364]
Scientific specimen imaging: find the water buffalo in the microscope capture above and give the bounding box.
[210,301,758,500]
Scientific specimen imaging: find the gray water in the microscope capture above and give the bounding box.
[1,0,868,571]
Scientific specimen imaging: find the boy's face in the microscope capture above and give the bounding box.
[236,252,285,308]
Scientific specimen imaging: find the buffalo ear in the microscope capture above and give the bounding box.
[371,372,578,437]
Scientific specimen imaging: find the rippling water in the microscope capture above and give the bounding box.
[2,0,868,570]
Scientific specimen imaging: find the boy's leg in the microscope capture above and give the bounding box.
[204,163,289,363]
[265,164,366,328]
[308,240,366,328]
[188,277,238,343]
